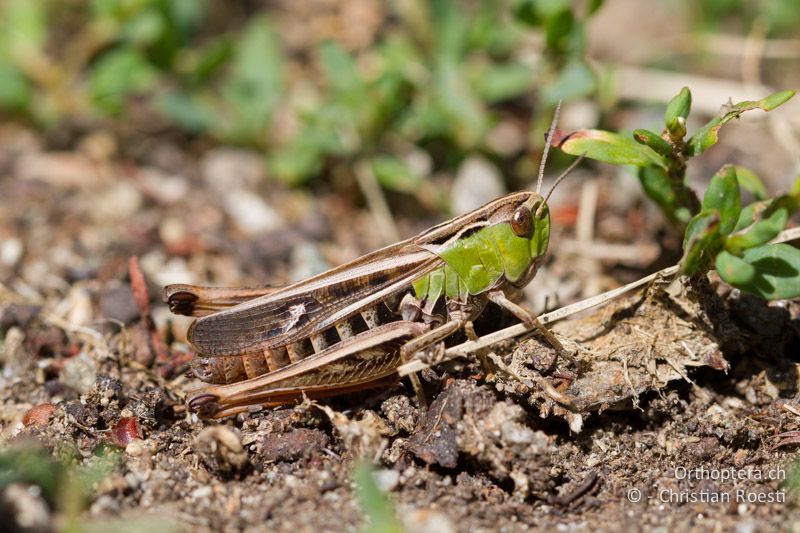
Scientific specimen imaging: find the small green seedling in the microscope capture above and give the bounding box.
[558,87,799,300]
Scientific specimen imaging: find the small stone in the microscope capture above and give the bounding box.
[451,156,506,215]
[15,152,103,188]
[201,148,265,191]
[372,469,400,492]
[138,167,189,205]
[91,182,143,222]
[99,284,140,325]
[66,285,94,328]
[191,486,213,500]
[125,438,148,457]
[402,508,455,533]
[260,428,330,463]
[1,327,27,378]
[64,400,99,427]
[289,243,330,283]
[486,119,526,156]
[224,190,283,236]
[500,420,535,445]
[0,237,23,267]
[61,351,98,394]
[1,484,51,531]
[159,217,189,249]
[195,426,249,474]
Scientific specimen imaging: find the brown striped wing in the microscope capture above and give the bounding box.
[186,240,442,357]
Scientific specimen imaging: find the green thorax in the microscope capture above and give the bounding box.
[413,205,550,301]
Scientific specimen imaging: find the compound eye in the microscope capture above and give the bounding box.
[510,206,533,237]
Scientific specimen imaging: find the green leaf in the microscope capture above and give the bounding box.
[760,90,797,110]
[638,166,691,224]
[733,243,800,300]
[121,8,165,46]
[588,0,604,15]
[222,16,284,142]
[733,166,768,201]
[680,210,721,276]
[89,48,158,114]
[544,7,574,54]
[540,60,595,105]
[470,62,533,103]
[716,250,755,286]
[3,0,47,52]
[354,462,405,533]
[371,156,422,193]
[169,0,208,34]
[268,139,324,185]
[687,90,796,156]
[434,57,487,148]
[0,60,30,109]
[189,38,233,84]
[560,129,667,169]
[633,129,672,158]
[702,165,740,235]
[665,86,692,134]
[727,197,792,254]
[157,91,218,133]
[319,41,367,100]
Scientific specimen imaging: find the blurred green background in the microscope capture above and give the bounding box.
[0,0,798,202]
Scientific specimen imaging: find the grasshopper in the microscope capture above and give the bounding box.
[164,110,580,419]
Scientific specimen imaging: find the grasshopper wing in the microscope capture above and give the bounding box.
[163,285,285,317]
[185,240,443,357]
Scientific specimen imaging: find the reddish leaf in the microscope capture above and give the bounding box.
[111,416,142,447]
[22,403,56,427]
[128,256,150,316]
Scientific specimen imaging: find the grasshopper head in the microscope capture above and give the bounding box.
[511,192,551,262]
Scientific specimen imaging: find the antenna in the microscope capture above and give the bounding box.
[536,100,562,194]
[544,154,585,205]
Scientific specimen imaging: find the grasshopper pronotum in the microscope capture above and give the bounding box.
[164,107,581,419]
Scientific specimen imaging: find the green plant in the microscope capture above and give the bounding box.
[559,86,799,300]
[0,0,602,194]
[354,462,405,533]
[0,442,121,531]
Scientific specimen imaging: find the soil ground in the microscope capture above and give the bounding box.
[1,125,799,532]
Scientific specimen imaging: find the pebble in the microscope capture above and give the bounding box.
[3,484,51,530]
[402,508,455,533]
[15,152,103,188]
[486,119,526,156]
[158,217,188,249]
[0,237,23,267]
[61,351,98,394]
[138,167,190,205]
[91,182,144,222]
[99,284,140,325]
[224,189,283,236]
[191,486,213,500]
[289,243,330,283]
[372,469,400,492]
[500,420,536,445]
[66,286,94,327]
[451,156,506,215]
[201,148,265,191]
[125,438,148,457]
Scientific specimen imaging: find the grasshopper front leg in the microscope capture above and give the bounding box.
[487,290,573,365]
